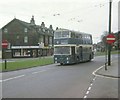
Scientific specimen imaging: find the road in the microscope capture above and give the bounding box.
[1,54,118,98]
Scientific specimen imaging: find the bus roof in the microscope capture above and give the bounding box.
[55,28,92,36]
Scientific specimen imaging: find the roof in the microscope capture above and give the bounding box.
[1,18,34,30]
[17,19,32,29]
[1,18,54,36]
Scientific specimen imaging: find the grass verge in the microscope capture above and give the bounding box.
[0,50,119,72]
[94,50,120,56]
[0,57,54,72]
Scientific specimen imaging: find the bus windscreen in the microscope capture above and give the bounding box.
[54,46,70,55]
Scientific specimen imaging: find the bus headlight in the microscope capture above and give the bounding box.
[55,58,57,60]
[66,57,69,60]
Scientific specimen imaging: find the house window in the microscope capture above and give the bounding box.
[51,31,54,34]
[39,35,44,43]
[24,28,28,33]
[17,35,20,39]
[42,28,45,32]
[39,28,41,31]
[48,30,49,33]
[24,36,28,43]
[49,37,52,45]
[45,36,48,46]
[4,28,8,33]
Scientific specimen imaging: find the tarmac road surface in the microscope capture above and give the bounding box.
[1,54,118,98]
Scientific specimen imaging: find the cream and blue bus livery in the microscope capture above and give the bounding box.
[54,29,94,65]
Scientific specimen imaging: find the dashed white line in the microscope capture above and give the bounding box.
[83,76,97,98]
[86,91,90,94]
[0,69,48,82]
[32,70,47,74]
[88,87,91,91]
[93,77,96,81]
[83,95,87,98]
[90,83,93,86]
[83,61,117,98]
[2,75,25,82]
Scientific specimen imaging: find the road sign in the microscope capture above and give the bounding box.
[106,34,116,44]
[2,40,8,49]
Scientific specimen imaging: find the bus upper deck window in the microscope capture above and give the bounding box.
[54,31,61,39]
[62,31,69,38]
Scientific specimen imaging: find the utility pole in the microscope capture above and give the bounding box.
[108,0,112,66]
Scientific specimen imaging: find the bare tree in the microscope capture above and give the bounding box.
[101,31,109,41]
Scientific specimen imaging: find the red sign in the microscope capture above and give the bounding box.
[106,34,116,44]
[2,40,8,49]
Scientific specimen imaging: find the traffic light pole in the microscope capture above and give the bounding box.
[108,0,112,66]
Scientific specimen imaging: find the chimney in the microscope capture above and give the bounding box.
[56,27,58,30]
[30,15,35,25]
[49,25,53,29]
[41,22,45,28]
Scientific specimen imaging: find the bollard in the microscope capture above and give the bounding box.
[105,62,107,71]
[5,59,7,69]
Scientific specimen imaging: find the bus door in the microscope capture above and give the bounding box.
[71,47,75,60]
[79,46,83,60]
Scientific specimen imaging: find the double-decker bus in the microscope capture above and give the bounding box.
[54,29,94,65]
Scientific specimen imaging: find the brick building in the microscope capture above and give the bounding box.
[2,16,54,58]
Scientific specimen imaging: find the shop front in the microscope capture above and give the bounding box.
[11,46,54,58]
[11,46,39,58]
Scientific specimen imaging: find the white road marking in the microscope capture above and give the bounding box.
[83,60,117,98]
[0,69,48,83]
[93,73,118,79]
[92,62,118,79]
[32,70,47,74]
[83,76,97,98]
[2,75,25,82]
[83,95,87,98]
[88,87,91,91]
[90,83,93,86]
[93,77,96,81]
[86,91,89,94]
[92,65,104,76]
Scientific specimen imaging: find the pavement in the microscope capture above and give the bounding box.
[86,59,119,98]
[95,60,119,78]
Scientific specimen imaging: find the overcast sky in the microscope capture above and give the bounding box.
[0,0,119,43]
